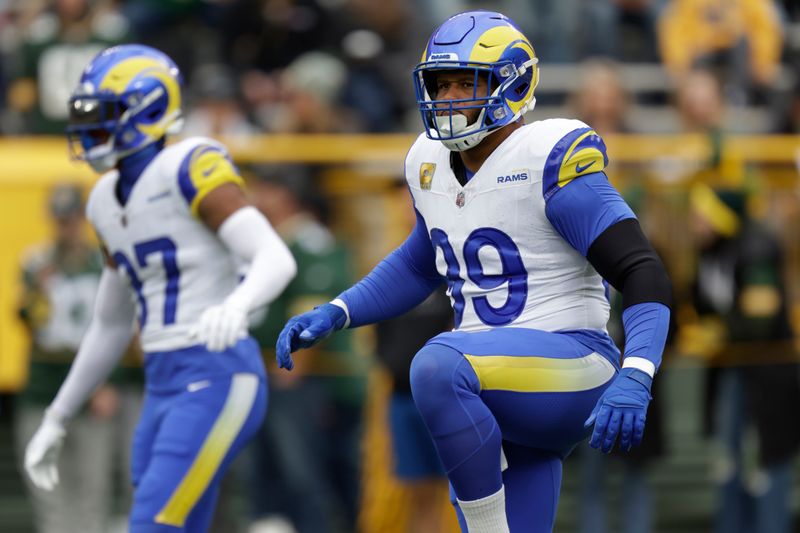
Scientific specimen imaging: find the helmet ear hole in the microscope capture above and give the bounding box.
[515,82,529,96]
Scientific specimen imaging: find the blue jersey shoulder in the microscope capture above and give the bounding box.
[542,127,609,201]
[540,127,634,256]
[176,143,243,216]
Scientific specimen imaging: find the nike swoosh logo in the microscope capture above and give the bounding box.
[202,163,219,177]
[575,160,596,174]
[187,380,211,392]
[478,43,500,49]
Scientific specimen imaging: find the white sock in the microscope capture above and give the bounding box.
[457,485,510,533]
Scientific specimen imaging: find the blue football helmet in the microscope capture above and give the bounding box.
[67,44,184,172]
[413,11,539,151]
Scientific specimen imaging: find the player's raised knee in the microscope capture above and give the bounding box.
[409,343,477,400]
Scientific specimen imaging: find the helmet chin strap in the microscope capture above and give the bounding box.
[440,130,489,152]
[88,155,117,173]
[432,110,491,152]
[84,139,118,172]
[433,113,468,136]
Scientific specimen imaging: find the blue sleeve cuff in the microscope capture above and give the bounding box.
[544,172,635,256]
[619,367,653,391]
[339,209,444,327]
[621,302,670,373]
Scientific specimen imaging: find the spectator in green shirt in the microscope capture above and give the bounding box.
[245,165,367,533]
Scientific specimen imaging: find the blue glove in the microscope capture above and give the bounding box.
[584,367,652,453]
[276,303,347,371]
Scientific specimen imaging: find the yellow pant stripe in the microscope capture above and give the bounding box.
[155,373,258,526]
[463,353,615,393]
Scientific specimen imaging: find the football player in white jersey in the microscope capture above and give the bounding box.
[23,44,297,532]
[276,11,672,533]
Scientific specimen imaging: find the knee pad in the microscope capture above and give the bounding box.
[409,343,480,414]
[409,342,501,491]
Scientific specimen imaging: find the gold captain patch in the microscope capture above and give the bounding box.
[419,163,436,190]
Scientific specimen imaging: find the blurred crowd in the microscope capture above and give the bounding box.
[1,0,800,137]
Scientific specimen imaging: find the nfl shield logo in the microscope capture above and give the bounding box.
[419,163,436,190]
[455,191,465,208]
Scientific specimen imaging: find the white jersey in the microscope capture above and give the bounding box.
[87,137,244,352]
[405,119,611,333]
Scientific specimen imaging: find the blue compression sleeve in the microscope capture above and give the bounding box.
[339,209,444,327]
[544,172,635,256]
[546,171,670,374]
[621,302,670,373]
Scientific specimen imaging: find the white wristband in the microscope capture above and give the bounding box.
[330,298,351,329]
[622,356,656,378]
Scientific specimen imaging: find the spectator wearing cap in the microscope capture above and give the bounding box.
[15,183,143,533]
[243,166,367,533]
[687,183,800,533]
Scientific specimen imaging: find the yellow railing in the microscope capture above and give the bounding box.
[1,134,798,391]
[1,134,799,178]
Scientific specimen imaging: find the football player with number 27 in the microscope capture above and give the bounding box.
[24,44,296,532]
